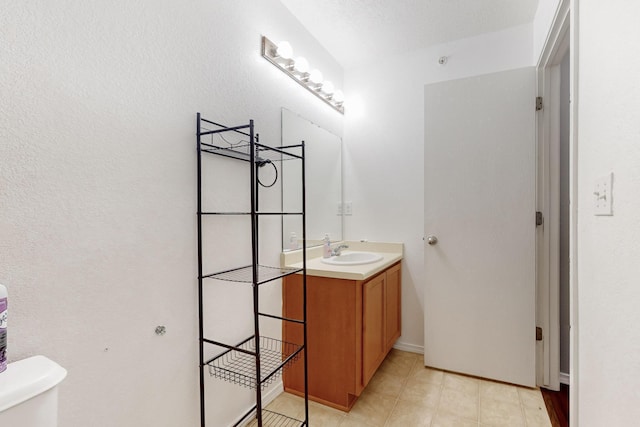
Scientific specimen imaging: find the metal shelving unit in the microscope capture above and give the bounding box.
[196,113,308,427]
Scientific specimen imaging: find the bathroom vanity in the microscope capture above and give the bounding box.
[281,242,403,411]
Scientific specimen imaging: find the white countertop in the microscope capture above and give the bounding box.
[281,241,403,280]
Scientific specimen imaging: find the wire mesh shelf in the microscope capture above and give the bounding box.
[198,115,303,164]
[207,336,303,390]
[203,265,302,284]
[200,142,302,164]
[245,410,304,427]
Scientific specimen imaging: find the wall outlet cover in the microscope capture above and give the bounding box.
[344,201,353,216]
[594,172,613,216]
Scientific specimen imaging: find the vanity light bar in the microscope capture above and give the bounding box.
[261,36,345,115]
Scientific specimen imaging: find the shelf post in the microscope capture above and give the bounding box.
[301,140,309,426]
[248,120,263,426]
[196,113,206,427]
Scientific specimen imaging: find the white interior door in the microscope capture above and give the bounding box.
[424,67,536,387]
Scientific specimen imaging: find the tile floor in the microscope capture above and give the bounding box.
[266,349,552,427]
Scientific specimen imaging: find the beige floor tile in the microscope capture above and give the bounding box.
[266,351,553,427]
[366,370,406,398]
[517,387,546,410]
[265,392,305,419]
[522,404,552,427]
[408,365,445,386]
[478,398,525,427]
[377,349,418,377]
[344,389,397,425]
[432,412,479,427]
[438,387,479,421]
[338,417,377,427]
[399,378,441,407]
[385,400,435,427]
[443,372,480,395]
[479,380,520,405]
[307,401,346,426]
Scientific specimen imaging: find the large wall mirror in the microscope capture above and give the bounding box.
[281,108,342,251]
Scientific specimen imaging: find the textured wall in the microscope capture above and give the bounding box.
[576,2,640,425]
[0,1,342,426]
[533,0,561,63]
[343,24,534,352]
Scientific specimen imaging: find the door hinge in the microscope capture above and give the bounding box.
[536,96,543,111]
[536,211,544,227]
[536,327,543,341]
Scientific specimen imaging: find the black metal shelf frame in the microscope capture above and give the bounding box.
[196,113,308,427]
[200,211,304,216]
[202,265,302,284]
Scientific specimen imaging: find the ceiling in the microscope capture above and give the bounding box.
[280,0,540,68]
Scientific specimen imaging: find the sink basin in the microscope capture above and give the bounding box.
[321,251,383,266]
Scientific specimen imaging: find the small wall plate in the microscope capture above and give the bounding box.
[594,172,613,216]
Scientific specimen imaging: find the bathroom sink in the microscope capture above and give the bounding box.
[321,251,383,266]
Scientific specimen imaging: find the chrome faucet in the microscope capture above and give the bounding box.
[331,244,349,256]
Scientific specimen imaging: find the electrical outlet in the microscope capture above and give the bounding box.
[337,202,343,215]
[594,172,613,216]
[344,201,353,216]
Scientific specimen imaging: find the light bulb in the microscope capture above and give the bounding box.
[332,90,344,103]
[276,41,293,59]
[322,81,335,95]
[293,56,309,73]
[308,69,323,85]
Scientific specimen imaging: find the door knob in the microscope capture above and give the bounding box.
[426,235,438,245]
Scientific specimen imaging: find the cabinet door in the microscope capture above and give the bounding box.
[283,274,360,410]
[385,263,402,351]
[362,273,386,386]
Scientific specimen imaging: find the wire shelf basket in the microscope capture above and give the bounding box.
[200,142,303,163]
[245,410,303,427]
[208,336,303,390]
[204,265,302,284]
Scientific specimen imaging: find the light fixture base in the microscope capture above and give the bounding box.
[261,36,344,114]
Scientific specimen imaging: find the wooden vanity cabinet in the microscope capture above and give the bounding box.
[282,262,401,411]
[362,272,386,385]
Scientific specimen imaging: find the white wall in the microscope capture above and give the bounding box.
[0,1,342,426]
[533,0,561,63]
[343,24,534,351]
[576,2,640,425]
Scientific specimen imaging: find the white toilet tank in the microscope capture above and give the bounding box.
[0,355,67,427]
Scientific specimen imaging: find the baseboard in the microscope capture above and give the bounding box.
[559,371,570,385]
[393,341,424,354]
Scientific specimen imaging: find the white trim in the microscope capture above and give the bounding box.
[569,1,579,425]
[393,341,424,354]
[535,0,571,393]
[560,371,570,385]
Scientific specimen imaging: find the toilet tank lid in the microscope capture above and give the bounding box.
[0,355,67,412]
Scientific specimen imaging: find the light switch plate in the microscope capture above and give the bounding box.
[594,172,613,216]
[344,201,353,216]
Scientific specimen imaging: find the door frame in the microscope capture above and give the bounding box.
[536,0,577,394]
